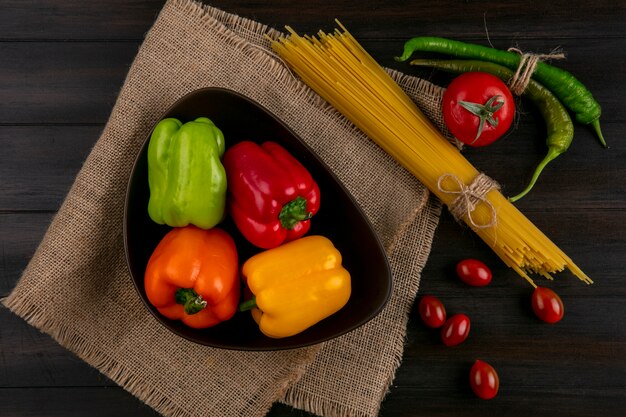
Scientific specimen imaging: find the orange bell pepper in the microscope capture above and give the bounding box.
[144,226,239,329]
[239,235,351,338]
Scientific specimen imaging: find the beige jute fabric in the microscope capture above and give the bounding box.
[2,1,448,416]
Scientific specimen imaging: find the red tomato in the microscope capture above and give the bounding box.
[456,259,492,287]
[441,314,471,346]
[442,72,515,147]
[531,287,565,323]
[470,360,500,400]
[418,295,447,328]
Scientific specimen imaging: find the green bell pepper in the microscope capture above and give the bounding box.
[147,117,227,229]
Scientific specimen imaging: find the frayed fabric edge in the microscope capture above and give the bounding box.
[1,296,199,417]
[1,294,319,417]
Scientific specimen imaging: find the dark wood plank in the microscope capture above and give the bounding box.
[0,126,98,211]
[0,39,623,124]
[0,388,316,417]
[0,213,53,296]
[382,214,626,417]
[0,387,160,417]
[0,42,137,124]
[0,0,161,40]
[379,385,626,417]
[0,388,318,417]
[0,0,623,40]
[420,211,625,296]
[0,308,109,388]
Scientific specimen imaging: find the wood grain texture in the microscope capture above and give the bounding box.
[1,0,625,416]
[0,40,623,124]
[0,1,624,40]
[0,387,161,417]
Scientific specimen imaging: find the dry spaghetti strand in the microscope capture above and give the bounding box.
[271,23,592,286]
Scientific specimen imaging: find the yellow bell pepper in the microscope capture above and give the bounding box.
[239,235,351,338]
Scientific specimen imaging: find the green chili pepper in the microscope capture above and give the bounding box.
[409,59,574,202]
[396,37,606,147]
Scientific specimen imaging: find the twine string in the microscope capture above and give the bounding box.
[507,47,565,95]
[438,173,501,229]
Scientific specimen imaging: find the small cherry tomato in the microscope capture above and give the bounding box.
[456,259,492,287]
[470,360,500,400]
[531,286,565,323]
[442,72,515,147]
[418,295,447,328]
[441,313,471,346]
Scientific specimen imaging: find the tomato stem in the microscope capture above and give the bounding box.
[458,95,504,144]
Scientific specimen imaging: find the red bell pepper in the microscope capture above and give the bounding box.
[223,141,320,249]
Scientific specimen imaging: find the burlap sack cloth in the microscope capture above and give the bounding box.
[2,0,449,416]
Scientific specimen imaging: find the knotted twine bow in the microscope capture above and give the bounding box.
[507,47,566,95]
[437,173,501,229]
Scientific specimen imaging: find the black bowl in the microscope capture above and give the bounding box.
[123,87,391,350]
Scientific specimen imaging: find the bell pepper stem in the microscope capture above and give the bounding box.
[278,196,311,229]
[239,297,257,312]
[175,288,207,315]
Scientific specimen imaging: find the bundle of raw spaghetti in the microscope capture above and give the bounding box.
[271,22,592,286]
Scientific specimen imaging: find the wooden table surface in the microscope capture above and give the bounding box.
[1,1,624,416]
